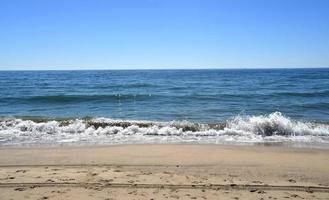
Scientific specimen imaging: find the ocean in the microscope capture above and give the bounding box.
[0,68,328,148]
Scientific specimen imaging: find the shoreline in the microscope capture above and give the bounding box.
[1,144,328,199]
[1,141,329,149]
[2,140,329,151]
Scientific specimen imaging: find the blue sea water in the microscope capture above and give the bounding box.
[1,68,328,122]
[0,68,329,147]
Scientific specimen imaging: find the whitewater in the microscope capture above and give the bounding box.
[1,112,328,148]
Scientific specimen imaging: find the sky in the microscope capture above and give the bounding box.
[0,0,328,70]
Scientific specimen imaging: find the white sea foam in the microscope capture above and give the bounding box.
[0,112,328,148]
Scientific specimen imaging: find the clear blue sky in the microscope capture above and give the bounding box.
[0,0,328,70]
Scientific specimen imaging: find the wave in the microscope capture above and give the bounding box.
[273,90,329,97]
[1,94,156,104]
[0,112,329,147]
[2,90,328,105]
[89,83,157,89]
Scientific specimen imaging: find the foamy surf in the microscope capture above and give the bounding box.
[0,112,329,148]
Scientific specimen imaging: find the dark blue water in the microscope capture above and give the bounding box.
[0,68,328,123]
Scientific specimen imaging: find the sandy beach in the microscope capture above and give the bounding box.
[0,144,328,200]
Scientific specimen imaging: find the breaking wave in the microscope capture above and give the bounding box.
[0,112,329,148]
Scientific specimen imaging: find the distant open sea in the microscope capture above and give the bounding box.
[0,68,329,148]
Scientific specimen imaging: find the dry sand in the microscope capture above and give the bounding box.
[0,144,328,200]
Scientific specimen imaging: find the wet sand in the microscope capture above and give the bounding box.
[0,144,328,199]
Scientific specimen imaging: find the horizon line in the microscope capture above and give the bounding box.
[0,66,329,71]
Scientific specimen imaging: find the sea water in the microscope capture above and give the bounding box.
[0,69,328,148]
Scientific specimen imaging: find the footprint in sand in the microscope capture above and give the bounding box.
[252,181,263,184]
[14,188,27,191]
[15,169,27,173]
[170,194,180,199]
[290,194,301,198]
[51,190,62,194]
[51,168,61,171]
[128,190,138,195]
[101,178,113,182]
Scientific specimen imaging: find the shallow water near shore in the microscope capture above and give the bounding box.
[0,69,329,148]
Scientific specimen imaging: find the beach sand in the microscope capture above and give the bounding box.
[0,144,328,199]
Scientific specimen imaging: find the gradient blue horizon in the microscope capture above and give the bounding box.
[0,0,329,70]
